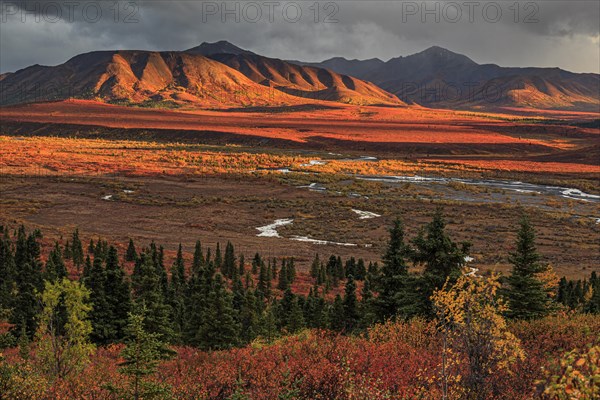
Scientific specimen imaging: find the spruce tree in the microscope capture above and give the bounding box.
[335,256,344,282]
[411,209,471,317]
[45,242,67,281]
[317,264,327,286]
[222,241,236,279]
[125,238,137,262]
[94,240,106,262]
[109,309,174,400]
[232,273,245,314]
[326,255,337,285]
[257,262,271,299]
[157,246,169,298]
[239,290,260,344]
[345,257,357,279]
[84,255,112,343]
[182,260,208,346]
[412,209,470,286]
[238,253,245,276]
[277,289,304,333]
[196,274,239,350]
[131,253,174,342]
[0,227,16,322]
[83,254,92,279]
[368,261,379,278]
[278,262,289,291]
[63,240,72,260]
[342,275,360,332]
[329,295,345,331]
[505,216,551,320]
[310,254,320,278]
[287,296,305,334]
[169,244,187,342]
[12,226,43,337]
[586,272,600,314]
[271,257,278,280]
[304,287,327,329]
[252,253,262,275]
[104,246,131,342]
[259,304,278,342]
[375,218,414,320]
[356,258,366,281]
[359,278,377,329]
[192,240,205,274]
[71,228,84,270]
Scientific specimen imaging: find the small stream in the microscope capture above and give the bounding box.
[269,155,599,204]
[355,175,600,203]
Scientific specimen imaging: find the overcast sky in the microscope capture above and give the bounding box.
[1,0,599,74]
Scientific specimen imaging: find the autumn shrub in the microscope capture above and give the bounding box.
[537,345,600,399]
[1,315,598,398]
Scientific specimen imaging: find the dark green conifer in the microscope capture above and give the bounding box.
[586,271,600,314]
[412,209,470,287]
[411,209,471,317]
[345,257,357,279]
[169,244,187,342]
[85,254,112,343]
[252,253,261,275]
[310,254,320,278]
[71,228,84,269]
[0,228,16,320]
[359,278,377,329]
[125,238,137,262]
[257,262,271,299]
[105,246,131,341]
[278,262,289,291]
[192,240,205,274]
[222,241,236,279]
[131,253,174,342]
[375,218,414,320]
[196,274,239,350]
[286,257,296,284]
[329,295,345,331]
[342,275,360,332]
[12,226,43,337]
[63,240,72,260]
[356,258,366,281]
[505,216,551,320]
[238,253,245,276]
[45,242,67,281]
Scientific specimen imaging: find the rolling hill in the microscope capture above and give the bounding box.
[0,50,305,107]
[296,46,600,111]
[1,42,597,111]
[0,42,403,107]
[205,51,402,105]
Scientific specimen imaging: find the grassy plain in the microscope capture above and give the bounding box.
[0,106,598,279]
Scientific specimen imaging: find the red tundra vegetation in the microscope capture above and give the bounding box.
[2,313,598,399]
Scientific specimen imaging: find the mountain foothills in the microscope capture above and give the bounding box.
[0,41,598,111]
[0,41,403,107]
[301,46,600,111]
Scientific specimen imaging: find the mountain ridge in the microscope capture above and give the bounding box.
[1,41,598,111]
[0,46,402,107]
[298,45,599,111]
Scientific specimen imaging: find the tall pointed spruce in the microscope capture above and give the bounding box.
[505,216,551,319]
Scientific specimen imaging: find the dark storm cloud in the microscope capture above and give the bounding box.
[1,0,599,73]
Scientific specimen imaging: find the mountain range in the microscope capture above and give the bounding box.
[0,41,598,111]
[296,46,600,111]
